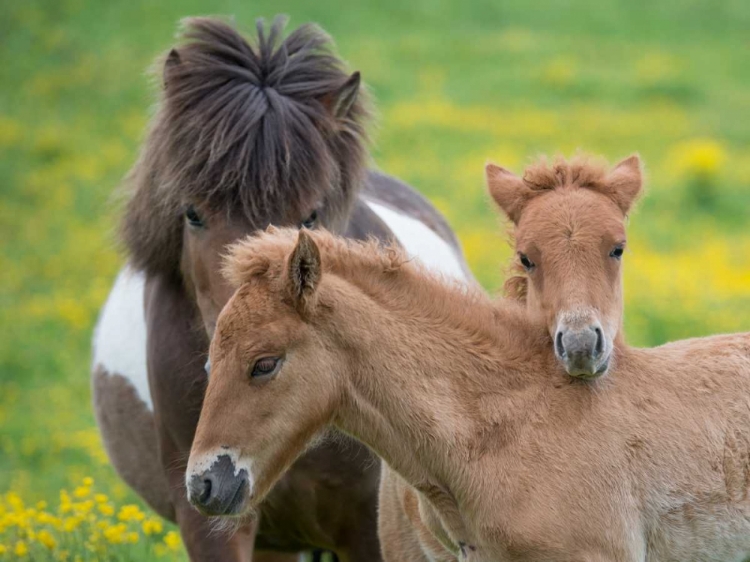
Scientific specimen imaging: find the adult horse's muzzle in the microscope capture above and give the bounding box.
[554,318,610,379]
[186,454,250,516]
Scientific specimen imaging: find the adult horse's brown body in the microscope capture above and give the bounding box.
[91,17,469,561]
[189,228,750,562]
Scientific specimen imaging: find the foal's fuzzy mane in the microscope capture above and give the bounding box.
[521,155,609,193]
[225,228,544,347]
[121,16,371,277]
[503,155,615,301]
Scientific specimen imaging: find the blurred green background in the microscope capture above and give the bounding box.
[1,0,749,559]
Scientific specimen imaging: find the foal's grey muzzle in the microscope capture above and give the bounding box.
[555,320,609,379]
[187,454,249,516]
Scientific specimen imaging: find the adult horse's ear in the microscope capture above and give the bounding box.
[322,71,361,120]
[163,48,181,89]
[485,163,533,224]
[287,230,322,316]
[607,155,643,214]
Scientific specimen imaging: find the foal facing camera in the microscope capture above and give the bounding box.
[487,155,642,379]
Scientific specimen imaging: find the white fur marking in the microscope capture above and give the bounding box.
[365,200,467,281]
[92,266,151,410]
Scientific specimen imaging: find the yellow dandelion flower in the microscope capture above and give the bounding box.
[38,530,56,549]
[97,503,114,517]
[669,138,727,178]
[117,504,145,522]
[164,530,182,551]
[14,541,28,557]
[63,516,82,532]
[104,522,127,544]
[142,518,163,535]
[94,494,108,504]
[82,477,94,487]
[73,486,90,499]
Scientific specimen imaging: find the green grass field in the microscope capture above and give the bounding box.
[1,0,749,559]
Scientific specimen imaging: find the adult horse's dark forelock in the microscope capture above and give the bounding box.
[122,16,370,278]
[92,15,470,562]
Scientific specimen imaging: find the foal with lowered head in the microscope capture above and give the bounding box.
[188,228,750,562]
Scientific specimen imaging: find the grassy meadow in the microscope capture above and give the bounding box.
[1,0,749,559]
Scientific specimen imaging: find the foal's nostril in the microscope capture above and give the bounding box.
[200,478,212,504]
[555,331,565,358]
[593,326,604,356]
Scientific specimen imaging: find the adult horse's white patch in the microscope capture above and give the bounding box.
[365,200,467,282]
[92,266,151,410]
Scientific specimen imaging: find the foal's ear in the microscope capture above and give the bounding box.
[606,155,643,214]
[322,71,361,120]
[287,230,322,316]
[485,163,534,224]
[163,48,181,89]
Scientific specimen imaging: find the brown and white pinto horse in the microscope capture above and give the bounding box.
[91,17,470,562]
[486,155,643,379]
[190,228,750,562]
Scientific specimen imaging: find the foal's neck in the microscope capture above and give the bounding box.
[320,265,550,490]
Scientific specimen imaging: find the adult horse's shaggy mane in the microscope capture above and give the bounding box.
[121,16,371,277]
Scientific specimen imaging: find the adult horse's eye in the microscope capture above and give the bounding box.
[185,205,204,228]
[250,357,282,380]
[519,253,535,271]
[610,245,625,259]
[301,210,317,229]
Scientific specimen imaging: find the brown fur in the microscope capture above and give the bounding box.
[95,15,471,561]
[489,155,642,308]
[190,228,750,562]
[488,155,643,376]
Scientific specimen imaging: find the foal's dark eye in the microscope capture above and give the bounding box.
[250,357,282,380]
[519,253,535,271]
[301,210,317,229]
[185,205,204,228]
[610,245,625,259]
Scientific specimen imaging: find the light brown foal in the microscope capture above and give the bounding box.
[187,228,750,562]
[487,155,642,379]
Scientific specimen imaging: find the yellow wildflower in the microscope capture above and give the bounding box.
[38,529,57,549]
[82,477,94,487]
[97,503,114,516]
[164,530,182,551]
[104,522,127,544]
[142,517,164,535]
[669,138,727,178]
[117,504,145,522]
[73,486,90,499]
[0,544,6,555]
[63,516,82,532]
[14,541,28,557]
[127,531,139,543]
[94,494,108,503]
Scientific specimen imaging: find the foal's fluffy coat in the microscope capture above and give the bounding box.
[190,227,750,562]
